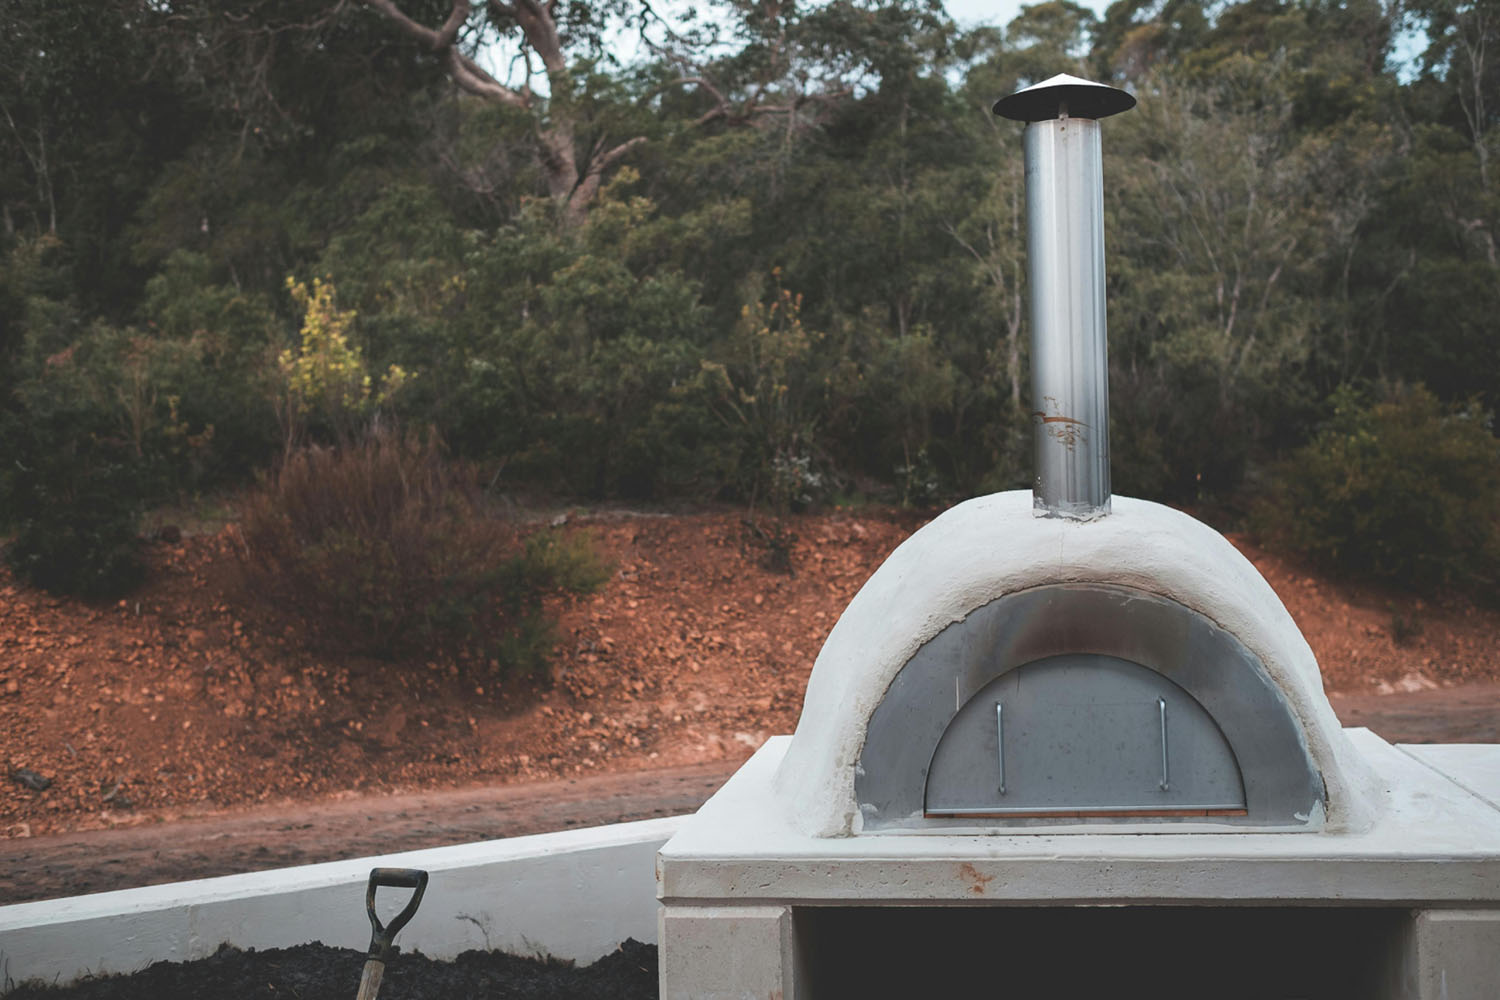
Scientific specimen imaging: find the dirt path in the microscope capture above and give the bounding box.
[6,682,1500,906]
[0,760,742,905]
[1327,682,1500,744]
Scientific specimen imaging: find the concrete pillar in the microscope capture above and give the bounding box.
[1408,909,1500,1000]
[659,904,800,1000]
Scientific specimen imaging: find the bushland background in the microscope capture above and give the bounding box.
[4,0,1498,566]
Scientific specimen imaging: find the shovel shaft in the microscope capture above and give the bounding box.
[355,957,385,1000]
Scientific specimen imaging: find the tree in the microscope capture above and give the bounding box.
[1091,0,1212,83]
[0,0,202,316]
[943,2,1103,418]
[1372,0,1500,405]
[355,0,916,224]
[357,0,644,223]
[1410,0,1498,190]
[1106,58,1388,496]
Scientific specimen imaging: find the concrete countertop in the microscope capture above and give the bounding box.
[659,732,1500,906]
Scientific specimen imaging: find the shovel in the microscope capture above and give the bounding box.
[355,867,429,1000]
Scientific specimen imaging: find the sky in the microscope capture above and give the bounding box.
[485,0,1422,94]
[480,0,1112,91]
[943,0,1425,78]
[944,0,1110,31]
[568,0,1110,78]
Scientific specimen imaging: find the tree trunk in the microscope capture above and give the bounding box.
[361,0,642,224]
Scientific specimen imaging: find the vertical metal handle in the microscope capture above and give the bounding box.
[995,702,1006,795]
[1157,697,1170,791]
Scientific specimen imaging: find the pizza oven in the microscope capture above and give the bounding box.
[855,77,1324,831]
[656,75,1500,1000]
[770,74,1370,839]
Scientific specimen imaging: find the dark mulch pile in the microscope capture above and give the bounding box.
[6,940,657,999]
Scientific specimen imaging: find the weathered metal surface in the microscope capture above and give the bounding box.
[855,584,1323,831]
[1023,111,1112,517]
[924,653,1247,818]
[1000,74,1134,519]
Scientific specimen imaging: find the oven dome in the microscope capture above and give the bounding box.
[770,490,1380,837]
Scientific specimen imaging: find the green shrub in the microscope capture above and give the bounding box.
[236,428,606,668]
[1251,384,1500,593]
[1,249,280,601]
[0,316,150,598]
[139,251,282,485]
[693,275,838,510]
[1,409,145,598]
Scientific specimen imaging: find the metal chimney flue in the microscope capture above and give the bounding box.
[995,75,1135,520]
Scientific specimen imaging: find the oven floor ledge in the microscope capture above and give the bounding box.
[657,732,1500,906]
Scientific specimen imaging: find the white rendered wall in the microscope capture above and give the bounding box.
[772,491,1381,837]
[0,816,680,989]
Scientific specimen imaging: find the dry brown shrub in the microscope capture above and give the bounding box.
[237,427,604,668]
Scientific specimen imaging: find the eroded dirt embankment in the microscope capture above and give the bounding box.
[4,507,1500,904]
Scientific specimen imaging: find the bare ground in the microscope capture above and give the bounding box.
[3,506,1499,904]
[0,761,739,904]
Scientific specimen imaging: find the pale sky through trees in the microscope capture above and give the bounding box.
[946,0,1108,31]
[461,0,1424,105]
[477,0,1113,92]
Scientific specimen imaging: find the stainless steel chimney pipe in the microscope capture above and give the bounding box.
[995,75,1135,520]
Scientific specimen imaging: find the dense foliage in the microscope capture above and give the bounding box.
[1252,385,1500,593]
[2,0,1498,594]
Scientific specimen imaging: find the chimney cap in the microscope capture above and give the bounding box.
[993,73,1135,122]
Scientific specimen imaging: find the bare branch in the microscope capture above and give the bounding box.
[566,136,648,221]
[591,136,647,176]
[512,0,567,76]
[648,75,735,126]
[653,75,730,109]
[361,0,469,50]
[435,0,471,47]
[633,0,723,60]
[653,73,848,130]
[448,48,530,108]
[0,101,41,176]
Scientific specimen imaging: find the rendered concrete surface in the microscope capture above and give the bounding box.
[664,734,1500,905]
[1400,743,1500,812]
[0,816,681,988]
[1409,910,1500,1000]
[771,490,1380,837]
[658,905,797,1000]
[661,737,1500,998]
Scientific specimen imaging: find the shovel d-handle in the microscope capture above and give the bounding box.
[356,868,429,1000]
[364,868,429,962]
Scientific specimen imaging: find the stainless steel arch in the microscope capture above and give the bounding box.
[855,584,1324,832]
[924,653,1247,818]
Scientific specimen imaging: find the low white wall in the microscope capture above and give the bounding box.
[0,816,681,989]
